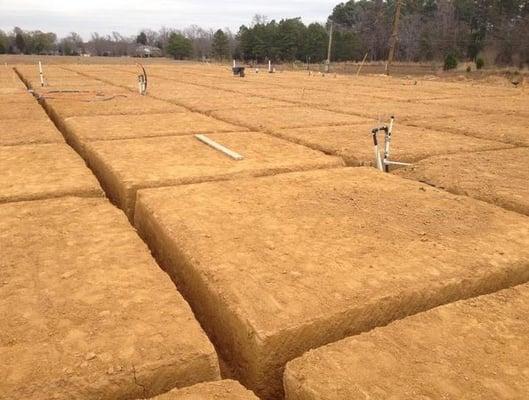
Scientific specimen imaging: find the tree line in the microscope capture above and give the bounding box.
[0,26,238,59]
[330,0,529,67]
[236,15,360,63]
[1,1,528,67]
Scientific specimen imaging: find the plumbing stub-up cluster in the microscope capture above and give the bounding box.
[371,116,412,172]
[137,64,148,95]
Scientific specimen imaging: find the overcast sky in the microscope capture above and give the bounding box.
[0,0,337,40]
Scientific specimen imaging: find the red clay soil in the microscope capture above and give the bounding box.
[210,107,363,131]
[274,122,512,166]
[149,380,259,400]
[82,132,343,219]
[406,112,529,146]
[394,147,529,216]
[1,118,64,146]
[424,95,529,118]
[167,94,293,113]
[60,112,246,155]
[0,87,27,94]
[41,93,185,117]
[0,197,220,400]
[284,283,529,400]
[134,168,529,399]
[0,101,49,120]
[0,143,103,203]
[0,92,37,103]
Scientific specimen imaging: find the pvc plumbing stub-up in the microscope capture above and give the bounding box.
[38,61,46,87]
[371,116,412,172]
[137,64,148,95]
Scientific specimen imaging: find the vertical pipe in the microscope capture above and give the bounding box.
[325,21,334,73]
[383,117,395,173]
[38,61,44,87]
[372,129,383,171]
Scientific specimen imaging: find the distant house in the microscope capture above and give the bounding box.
[135,45,162,58]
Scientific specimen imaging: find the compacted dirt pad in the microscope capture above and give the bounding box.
[8,62,529,399]
[210,107,361,131]
[406,112,529,146]
[0,101,49,120]
[41,93,185,118]
[274,123,511,166]
[1,118,64,146]
[284,283,529,400]
[134,168,529,399]
[60,113,245,155]
[83,132,343,218]
[0,143,103,203]
[395,148,529,216]
[0,197,219,400]
[150,380,259,399]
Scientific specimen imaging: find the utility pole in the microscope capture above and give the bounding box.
[385,0,402,75]
[325,20,334,73]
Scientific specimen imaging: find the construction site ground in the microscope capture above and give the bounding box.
[1,60,528,400]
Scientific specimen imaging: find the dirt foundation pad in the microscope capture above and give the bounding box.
[424,96,529,118]
[275,123,511,166]
[394,147,529,215]
[43,95,185,117]
[211,107,361,131]
[62,112,246,149]
[0,143,103,203]
[162,94,293,113]
[83,132,343,218]
[0,92,37,103]
[149,380,258,399]
[284,283,529,400]
[1,118,64,146]
[134,168,529,399]
[406,113,529,146]
[0,197,220,399]
[0,101,49,120]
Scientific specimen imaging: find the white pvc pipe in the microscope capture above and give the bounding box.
[269,60,272,72]
[38,61,44,87]
[374,143,383,171]
[384,117,395,168]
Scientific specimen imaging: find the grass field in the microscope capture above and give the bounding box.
[2,57,529,400]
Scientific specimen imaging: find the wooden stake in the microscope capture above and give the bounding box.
[195,134,244,160]
[356,53,369,76]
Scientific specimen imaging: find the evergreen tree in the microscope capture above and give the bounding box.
[211,29,230,60]
[0,30,8,54]
[136,32,148,45]
[303,23,328,62]
[166,33,192,59]
[15,32,25,53]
